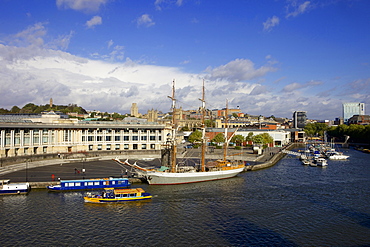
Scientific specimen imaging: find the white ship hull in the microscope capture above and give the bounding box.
[328,154,349,160]
[144,167,245,185]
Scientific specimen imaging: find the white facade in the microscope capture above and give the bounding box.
[0,121,168,158]
[343,103,365,123]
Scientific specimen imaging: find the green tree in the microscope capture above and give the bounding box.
[252,134,264,144]
[205,119,215,128]
[211,133,225,144]
[251,133,273,147]
[245,132,254,142]
[10,106,20,113]
[260,133,274,145]
[231,134,244,146]
[188,130,202,144]
[304,123,328,137]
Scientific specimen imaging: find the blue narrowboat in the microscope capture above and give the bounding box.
[47,177,130,192]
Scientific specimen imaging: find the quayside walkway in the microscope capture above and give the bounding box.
[0,144,299,188]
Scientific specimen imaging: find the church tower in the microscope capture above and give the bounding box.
[131,103,139,117]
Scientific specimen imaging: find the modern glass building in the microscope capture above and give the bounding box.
[343,103,365,124]
[292,111,307,129]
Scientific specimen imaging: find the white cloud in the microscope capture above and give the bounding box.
[86,16,102,29]
[56,0,109,13]
[263,16,280,32]
[136,14,155,27]
[155,0,183,10]
[11,22,47,47]
[282,80,323,92]
[286,1,311,18]
[205,59,277,82]
[107,40,114,49]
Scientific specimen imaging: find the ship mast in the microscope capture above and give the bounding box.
[168,80,177,173]
[200,80,206,172]
[223,100,229,162]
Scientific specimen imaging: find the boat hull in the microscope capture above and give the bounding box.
[84,195,152,203]
[144,167,245,185]
[47,178,130,192]
[0,183,30,195]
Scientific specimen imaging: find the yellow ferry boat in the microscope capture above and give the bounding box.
[84,188,152,203]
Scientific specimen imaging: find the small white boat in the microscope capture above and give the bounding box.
[327,152,349,160]
[315,158,328,167]
[0,180,30,195]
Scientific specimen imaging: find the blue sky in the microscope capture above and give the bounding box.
[0,0,369,120]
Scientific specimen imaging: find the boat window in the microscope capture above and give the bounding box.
[94,182,99,185]
[68,183,74,186]
[115,194,121,198]
[129,193,136,197]
[75,183,81,186]
[112,181,115,185]
[122,194,128,197]
[88,182,94,186]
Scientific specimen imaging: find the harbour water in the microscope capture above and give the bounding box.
[1,148,370,246]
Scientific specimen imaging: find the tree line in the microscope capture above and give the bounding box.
[304,122,370,144]
[188,130,274,148]
[0,103,87,115]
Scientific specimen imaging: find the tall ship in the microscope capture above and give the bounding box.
[114,80,245,185]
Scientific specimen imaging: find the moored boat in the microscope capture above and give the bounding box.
[0,179,30,195]
[315,158,328,167]
[84,188,152,203]
[47,177,130,192]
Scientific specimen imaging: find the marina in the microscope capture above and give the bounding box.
[0,147,369,246]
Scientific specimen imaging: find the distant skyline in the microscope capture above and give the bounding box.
[0,0,369,120]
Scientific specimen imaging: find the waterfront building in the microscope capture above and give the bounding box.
[292,111,307,128]
[0,114,168,158]
[215,117,280,130]
[343,102,365,124]
[347,115,370,125]
[206,128,292,147]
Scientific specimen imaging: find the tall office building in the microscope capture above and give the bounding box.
[293,111,307,128]
[343,103,365,124]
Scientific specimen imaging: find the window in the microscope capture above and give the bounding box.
[88,182,94,186]
[115,136,120,141]
[141,136,147,141]
[132,136,138,141]
[142,144,147,149]
[150,136,156,141]
[150,144,155,149]
[75,183,81,186]
[133,144,138,149]
[94,182,99,185]
[115,144,120,150]
[124,136,129,141]
[106,136,111,141]
[124,144,129,150]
